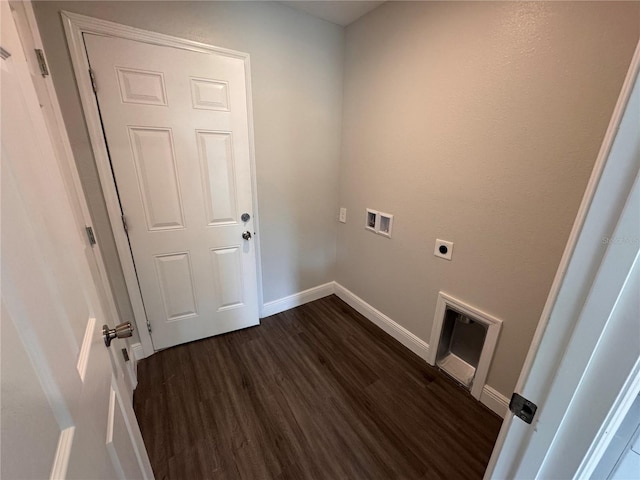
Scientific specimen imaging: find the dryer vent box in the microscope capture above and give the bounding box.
[435,308,487,387]
[428,292,502,400]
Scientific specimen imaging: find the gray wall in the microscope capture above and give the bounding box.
[336,1,640,397]
[33,1,640,398]
[33,1,344,338]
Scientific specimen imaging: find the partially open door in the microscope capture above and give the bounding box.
[1,3,153,478]
[485,42,640,479]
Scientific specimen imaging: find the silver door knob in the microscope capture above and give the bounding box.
[103,321,134,347]
[242,231,252,240]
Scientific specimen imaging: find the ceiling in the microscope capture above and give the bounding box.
[280,1,385,27]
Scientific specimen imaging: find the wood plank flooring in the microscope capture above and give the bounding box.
[134,295,502,479]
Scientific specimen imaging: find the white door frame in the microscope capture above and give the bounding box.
[62,11,264,358]
[485,39,640,478]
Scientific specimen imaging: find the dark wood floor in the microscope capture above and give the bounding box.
[134,295,502,480]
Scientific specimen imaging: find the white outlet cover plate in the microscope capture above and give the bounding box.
[434,239,453,260]
[339,207,347,223]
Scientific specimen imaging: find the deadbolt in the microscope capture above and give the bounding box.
[103,321,134,347]
[242,231,252,240]
[241,213,251,222]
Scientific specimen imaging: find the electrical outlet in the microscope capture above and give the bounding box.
[339,207,347,223]
[434,239,453,260]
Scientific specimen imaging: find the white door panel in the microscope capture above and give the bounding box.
[197,131,238,225]
[84,34,259,350]
[128,127,186,231]
[1,304,62,480]
[1,4,152,478]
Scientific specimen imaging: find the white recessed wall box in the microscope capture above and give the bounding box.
[377,212,393,238]
[428,292,502,400]
[365,208,378,232]
[365,208,393,238]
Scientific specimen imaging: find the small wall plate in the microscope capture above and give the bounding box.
[434,239,453,260]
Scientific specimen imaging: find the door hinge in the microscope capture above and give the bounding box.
[121,214,128,232]
[85,226,97,246]
[509,392,538,424]
[89,68,97,93]
[35,49,49,77]
[146,320,152,334]
[121,348,130,362]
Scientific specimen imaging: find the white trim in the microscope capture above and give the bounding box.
[61,11,263,357]
[131,343,145,362]
[577,360,640,478]
[112,376,154,479]
[334,282,430,362]
[428,292,502,400]
[334,282,508,415]
[261,282,335,317]
[76,317,96,382]
[481,385,510,418]
[125,355,138,391]
[485,39,640,479]
[105,386,126,480]
[121,343,138,389]
[243,54,265,318]
[259,280,508,415]
[49,427,75,480]
[130,342,145,386]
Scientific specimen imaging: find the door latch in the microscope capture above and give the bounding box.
[509,392,538,424]
[85,226,96,246]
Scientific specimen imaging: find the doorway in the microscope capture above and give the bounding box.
[64,13,262,352]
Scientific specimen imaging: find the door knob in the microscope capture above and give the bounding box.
[103,321,134,347]
[242,231,252,240]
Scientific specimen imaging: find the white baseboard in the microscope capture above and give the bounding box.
[127,342,144,392]
[333,282,510,417]
[480,385,510,418]
[131,342,145,361]
[261,282,335,318]
[333,282,430,362]
[138,280,510,417]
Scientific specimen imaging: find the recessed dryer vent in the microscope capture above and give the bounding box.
[427,292,502,400]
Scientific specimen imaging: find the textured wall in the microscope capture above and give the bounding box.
[336,1,639,397]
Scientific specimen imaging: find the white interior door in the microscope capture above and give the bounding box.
[1,4,153,478]
[484,43,640,479]
[83,34,260,350]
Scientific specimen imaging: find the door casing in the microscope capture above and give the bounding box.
[62,11,264,357]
